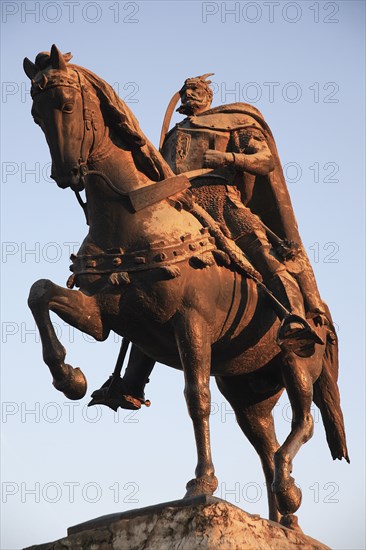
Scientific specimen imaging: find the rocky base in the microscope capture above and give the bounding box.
[24,495,330,550]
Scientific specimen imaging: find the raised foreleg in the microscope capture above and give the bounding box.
[174,310,218,497]
[28,279,109,399]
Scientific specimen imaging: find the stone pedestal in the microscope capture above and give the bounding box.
[24,495,330,550]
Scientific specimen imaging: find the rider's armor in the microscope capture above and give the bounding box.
[161,107,324,316]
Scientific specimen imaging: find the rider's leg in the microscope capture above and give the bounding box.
[122,345,155,400]
[225,196,324,319]
[228,206,323,349]
[235,227,326,331]
[235,231,322,354]
[90,344,155,410]
[287,251,325,321]
[235,229,304,313]
[234,219,298,290]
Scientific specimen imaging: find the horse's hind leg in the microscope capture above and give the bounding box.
[28,279,109,399]
[272,350,320,525]
[216,375,283,523]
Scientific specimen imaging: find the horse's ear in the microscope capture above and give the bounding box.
[23,57,38,79]
[64,52,73,63]
[50,44,67,70]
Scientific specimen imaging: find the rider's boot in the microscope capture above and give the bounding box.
[267,270,324,355]
[235,233,322,353]
[122,345,155,404]
[89,346,154,411]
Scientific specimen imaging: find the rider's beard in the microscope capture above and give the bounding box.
[177,97,210,116]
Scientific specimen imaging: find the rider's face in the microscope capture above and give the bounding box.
[179,83,211,115]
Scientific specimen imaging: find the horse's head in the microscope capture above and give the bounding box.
[24,45,174,193]
[23,45,104,191]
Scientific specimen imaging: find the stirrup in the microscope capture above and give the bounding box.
[277,313,325,352]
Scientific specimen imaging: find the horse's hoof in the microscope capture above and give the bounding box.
[53,365,87,400]
[273,477,302,515]
[280,514,303,532]
[184,475,218,498]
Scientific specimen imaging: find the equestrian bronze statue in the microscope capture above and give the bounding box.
[24,46,349,532]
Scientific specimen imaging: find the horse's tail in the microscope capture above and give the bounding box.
[313,303,350,463]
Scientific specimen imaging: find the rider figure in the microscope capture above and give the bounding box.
[160,74,326,323]
[91,74,327,410]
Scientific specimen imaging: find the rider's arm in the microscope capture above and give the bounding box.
[229,128,275,176]
[203,128,274,176]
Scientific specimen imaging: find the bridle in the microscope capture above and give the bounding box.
[74,69,131,224]
[32,67,129,225]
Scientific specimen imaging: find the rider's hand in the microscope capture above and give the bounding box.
[313,314,328,327]
[203,150,230,169]
[306,309,328,327]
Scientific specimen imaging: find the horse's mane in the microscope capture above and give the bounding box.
[70,64,173,182]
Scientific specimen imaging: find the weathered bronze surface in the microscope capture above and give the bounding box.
[24,46,349,532]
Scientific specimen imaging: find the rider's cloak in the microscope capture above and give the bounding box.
[186,102,303,247]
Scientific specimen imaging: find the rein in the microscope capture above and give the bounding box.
[74,69,100,225]
[75,166,130,225]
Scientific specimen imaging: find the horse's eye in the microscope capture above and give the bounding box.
[62,102,74,113]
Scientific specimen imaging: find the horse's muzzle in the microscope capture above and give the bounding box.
[51,166,85,192]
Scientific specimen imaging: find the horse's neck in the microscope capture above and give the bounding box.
[84,140,147,250]
[83,135,201,253]
[90,131,150,191]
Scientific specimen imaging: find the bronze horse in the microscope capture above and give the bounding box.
[24,46,349,530]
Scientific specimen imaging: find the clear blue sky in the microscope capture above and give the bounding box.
[1,1,365,549]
